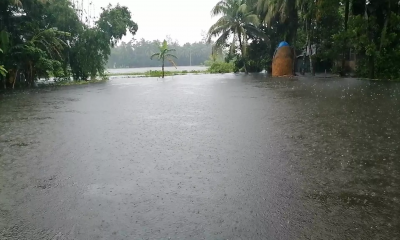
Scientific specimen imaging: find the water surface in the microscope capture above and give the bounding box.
[0,74,399,239]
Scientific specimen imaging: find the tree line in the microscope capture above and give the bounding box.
[207,0,400,79]
[2,0,397,86]
[106,38,213,68]
[0,0,138,89]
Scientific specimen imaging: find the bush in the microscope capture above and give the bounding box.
[232,58,265,73]
[246,60,265,73]
[207,61,234,73]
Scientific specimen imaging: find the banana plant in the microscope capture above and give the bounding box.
[150,40,177,78]
[0,48,6,77]
[0,31,9,77]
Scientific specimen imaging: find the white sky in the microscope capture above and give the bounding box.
[81,0,219,44]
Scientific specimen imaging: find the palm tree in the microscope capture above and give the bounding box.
[150,40,177,78]
[257,0,314,75]
[207,0,267,74]
[257,0,298,45]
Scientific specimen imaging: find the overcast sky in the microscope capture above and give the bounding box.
[83,0,218,44]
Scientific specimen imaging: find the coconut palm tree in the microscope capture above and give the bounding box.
[207,0,267,73]
[256,0,298,45]
[150,40,177,78]
[257,0,314,75]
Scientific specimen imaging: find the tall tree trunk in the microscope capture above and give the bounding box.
[308,45,314,76]
[368,56,375,79]
[307,18,315,76]
[341,0,350,76]
[28,61,33,86]
[1,74,5,89]
[291,19,297,75]
[380,0,391,52]
[303,18,310,75]
[12,69,18,89]
[287,0,298,75]
[238,34,248,74]
[162,61,165,78]
[301,51,306,74]
[365,3,375,79]
[292,47,296,75]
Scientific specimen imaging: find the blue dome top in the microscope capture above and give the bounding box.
[278,41,289,48]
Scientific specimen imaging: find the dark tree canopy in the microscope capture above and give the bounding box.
[97,4,138,47]
[205,0,400,79]
[0,0,138,88]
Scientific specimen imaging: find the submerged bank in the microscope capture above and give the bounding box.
[106,69,208,78]
[2,72,399,94]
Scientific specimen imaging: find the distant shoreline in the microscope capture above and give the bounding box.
[106,69,209,78]
[106,66,208,74]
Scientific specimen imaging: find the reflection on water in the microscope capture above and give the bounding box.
[0,75,399,239]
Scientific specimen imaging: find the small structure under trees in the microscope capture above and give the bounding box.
[272,42,295,77]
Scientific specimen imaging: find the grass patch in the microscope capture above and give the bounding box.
[106,69,208,77]
[56,79,108,86]
[355,77,400,82]
[207,61,234,73]
[37,78,108,87]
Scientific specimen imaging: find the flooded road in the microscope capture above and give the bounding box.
[1,74,399,239]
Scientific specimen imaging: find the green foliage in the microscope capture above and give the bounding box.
[257,0,298,45]
[244,39,270,72]
[331,4,400,80]
[204,50,234,73]
[0,65,6,77]
[0,0,138,87]
[220,0,400,79]
[106,70,206,77]
[150,40,178,63]
[207,0,267,73]
[208,61,234,73]
[204,52,225,66]
[97,4,138,47]
[70,28,109,80]
[146,70,179,77]
[314,0,342,61]
[0,48,6,77]
[150,40,178,78]
[69,4,138,81]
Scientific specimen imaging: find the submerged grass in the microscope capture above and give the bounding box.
[1,69,226,92]
[106,69,208,77]
[356,77,400,82]
[0,79,108,93]
[55,79,108,86]
[37,79,108,87]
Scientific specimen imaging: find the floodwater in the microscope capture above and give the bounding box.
[0,74,399,239]
[106,66,208,74]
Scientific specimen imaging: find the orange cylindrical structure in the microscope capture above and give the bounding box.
[272,46,294,77]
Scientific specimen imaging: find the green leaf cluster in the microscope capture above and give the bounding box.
[0,0,138,88]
